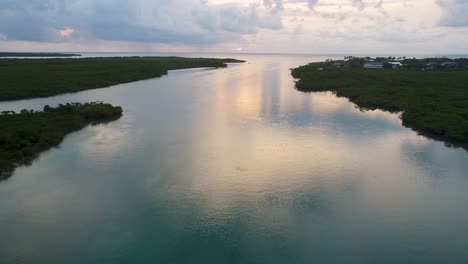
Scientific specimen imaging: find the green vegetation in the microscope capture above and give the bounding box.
[0,102,123,178]
[0,57,244,100]
[0,52,80,57]
[292,61,468,147]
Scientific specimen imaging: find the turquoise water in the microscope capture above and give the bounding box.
[1,54,468,263]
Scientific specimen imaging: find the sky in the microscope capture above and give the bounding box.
[0,0,467,54]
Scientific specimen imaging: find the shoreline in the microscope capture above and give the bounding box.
[0,57,244,101]
[0,102,123,179]
[291,59,468,149]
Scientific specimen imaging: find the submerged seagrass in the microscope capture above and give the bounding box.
[291,61,468,146]
[0,57,243,100]
[0,102,122,178]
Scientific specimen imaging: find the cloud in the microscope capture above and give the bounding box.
[284,0,319,10]
[351,0,366,11]
[1,0,467,53]
[0,0,284,45]
[437,0,468,27]
[306,0,319,9]
[263,0,284,10]
[58,27,74,38]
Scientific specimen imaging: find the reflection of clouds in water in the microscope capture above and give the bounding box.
[184,117,468,231]
[184,112,423,223]
[309,92,344,115]
[235,83,262,121]
[78,119,140,164]
[308,92,402,126]
[230,65,264,121]
[209,59,403,131]
[211,61,289,122]
[179,59,423,217]
[154,57,468,228]
[400,136,468,178]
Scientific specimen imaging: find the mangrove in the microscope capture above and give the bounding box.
[291,59,468,147]
[0,102,123,179]
[0,57,244,101]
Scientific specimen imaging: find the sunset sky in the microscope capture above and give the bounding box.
[0,0,467,53]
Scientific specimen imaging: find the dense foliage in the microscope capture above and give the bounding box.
[292,63,468,147]
[0,102,123,178]
[0,57,244,100]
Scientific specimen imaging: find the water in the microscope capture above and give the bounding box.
[1,54,468,263]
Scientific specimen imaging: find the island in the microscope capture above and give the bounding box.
[0,56,244,101]
[0,56,244,178]
[0,52,81,57]
[291,57,468,147]
[0,102,123,179]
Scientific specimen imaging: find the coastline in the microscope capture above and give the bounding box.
[0,102,123,179]
[0,57,244,101]
[291,60,468,148]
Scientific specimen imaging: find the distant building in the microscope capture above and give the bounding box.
[388,62,402,69]
[440,61,458,69]
[333,62,344,68]
[333,61,349,68]
[425,62,438,70]
[363,62,384,69]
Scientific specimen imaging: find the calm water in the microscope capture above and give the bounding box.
[1,54,468,263]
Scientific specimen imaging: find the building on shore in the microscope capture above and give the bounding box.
[333,62,345,68]
[440,61,459,69]
[363,62,384,69]
[388,62,403,69]
[425,62,438,70]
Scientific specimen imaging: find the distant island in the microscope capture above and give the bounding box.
[292,57,468,147]
[0,102,123,179]
[0,57,244,101]
[0,52,81,57]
